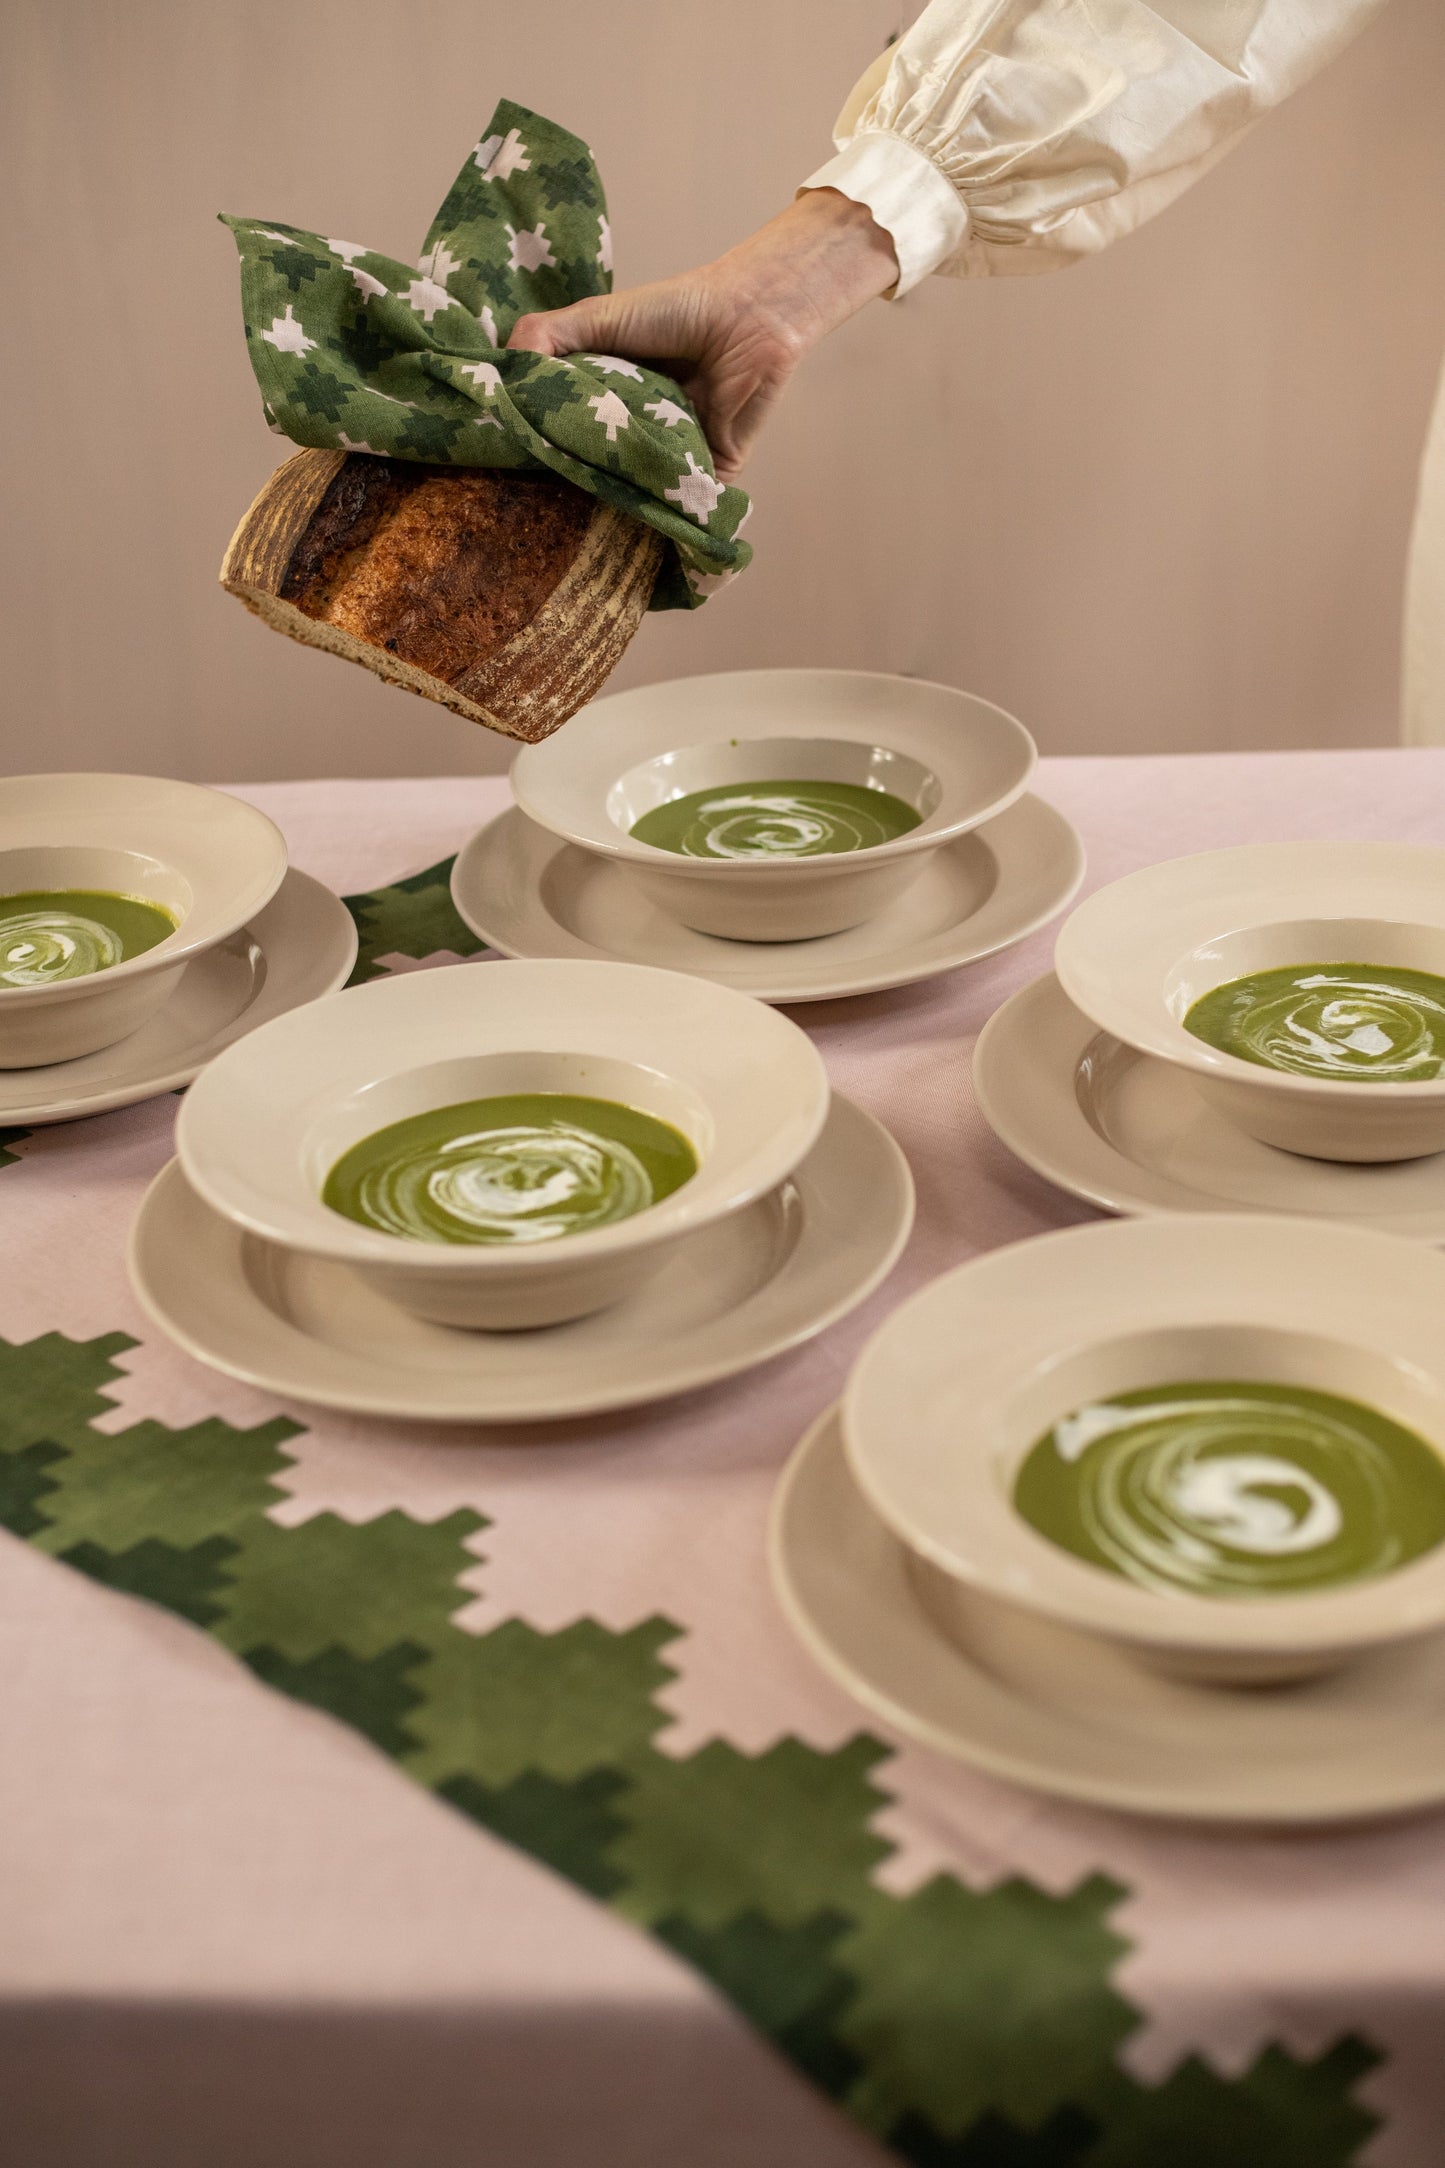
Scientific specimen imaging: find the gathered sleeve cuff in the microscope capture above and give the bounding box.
[799,0,1388,295]
[802,132,969,298]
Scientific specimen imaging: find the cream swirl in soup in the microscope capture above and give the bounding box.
[1184,964,1445,1082]
[0,890,177,989]
[1013,1381,1445,1598]
[630,781,920,859]
[323,1092,698,1245]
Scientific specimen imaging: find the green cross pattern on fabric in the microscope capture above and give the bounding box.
[0,1319,1382,2164]
[341,858,487,985]
[0,865,1387,2162]
[222,100,752,611]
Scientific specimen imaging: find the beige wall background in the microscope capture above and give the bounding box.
[3,0,1443,781]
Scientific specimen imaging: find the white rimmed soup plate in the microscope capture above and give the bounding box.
[510,668,1036,942]
[175,959,830,1331]
[131,1096,913,1423]
[0,774,288,1067]
[842,1215,1445,1687]
[1054,843,1445,1162]
[972,971,1445,1240]
[770,1403,1445,1826]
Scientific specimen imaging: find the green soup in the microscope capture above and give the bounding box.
[1184,963,1445,1083]
[630,780,921,859]
[323,1092,699,1246]
[0,890,178,989]
[1013,1381,1445,1598]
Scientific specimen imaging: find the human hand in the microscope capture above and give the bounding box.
[506,188,898,481]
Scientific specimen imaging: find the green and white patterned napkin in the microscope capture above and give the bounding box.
[222,100,751,610]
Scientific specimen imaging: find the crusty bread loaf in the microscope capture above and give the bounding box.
[220,449,664,744]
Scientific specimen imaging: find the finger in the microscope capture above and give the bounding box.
[683,371,775,484]
[507,296,617,358]
[708,428,748,486]
[505,311,561,356]
[716,388,778,480]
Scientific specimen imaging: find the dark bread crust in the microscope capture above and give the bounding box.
[280,458,596,686]
[220,448,665,744]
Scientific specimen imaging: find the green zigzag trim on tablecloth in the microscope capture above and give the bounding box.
[0,1324,1383,2165]
[343,857,486,985]
[0,1127,31,1170]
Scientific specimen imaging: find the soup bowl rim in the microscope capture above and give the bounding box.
[175,958,831,1277]
[0,772,287,1007]
[509,667,1038,878]
[1054,842,1445,1104]
[841,1213,1445,1659]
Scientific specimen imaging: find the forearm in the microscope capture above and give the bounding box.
[507,187,897,479]
[708,187,900,352]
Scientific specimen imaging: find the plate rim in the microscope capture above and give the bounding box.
[127,1093,915,1423]
[972,970,1445,1241]
[450,798,1085,1004]
[0,868,358,1126]
[768,1403,1445,1825]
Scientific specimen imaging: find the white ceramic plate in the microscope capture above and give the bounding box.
[0,772,289,973]
[974,972,1445,1240]
[449,799,1085,1005]
[129,1095,914,1423]
[0,773,291,1066]
[1054,840,1445,1072]
[509,668,1039,942]
[840,1212,1445,1679]
[1052,842,1445,1161]
[174,956,831,1331]
[0,870,358,1126]
[511,667,1037,864]
[770,1404,1445,1823]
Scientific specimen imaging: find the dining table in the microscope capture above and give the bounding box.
[5,745,1445,2168]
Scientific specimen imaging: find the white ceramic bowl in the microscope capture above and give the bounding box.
[510,668,1037,941]
[1054,843,1445,1162]
[842,1215,1445,1686]
[0,774,288,1067]
[174,959,831,1331]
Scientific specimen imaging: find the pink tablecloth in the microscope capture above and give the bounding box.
[5,750,1445,2168]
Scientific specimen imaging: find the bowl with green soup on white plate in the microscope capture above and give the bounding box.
[842,1215,1445,1686]
[1054,843,1445,1161]
[0,774,287,1066]
[510,668,1036,941]
[175,959,830,1331]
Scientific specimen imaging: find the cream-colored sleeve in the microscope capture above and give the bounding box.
[801,0,1389,294]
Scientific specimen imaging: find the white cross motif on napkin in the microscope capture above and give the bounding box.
[459,360,503,397]
[417,240,463,287]
[506,224,555,274]
[261,305,316,355]
[399,277,454,322]
[665,452,725,524]
[473,127,530,183]
[587,390,631,442]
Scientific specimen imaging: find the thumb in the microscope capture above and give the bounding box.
[507,294,622,359]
